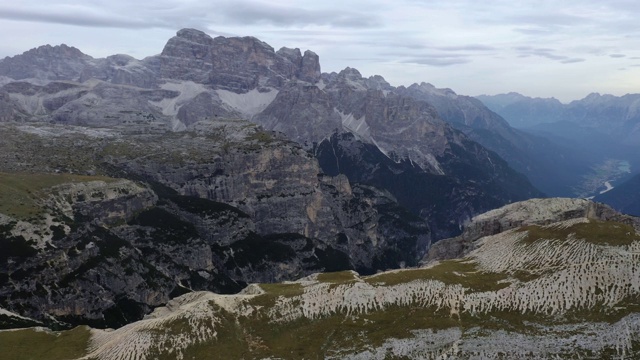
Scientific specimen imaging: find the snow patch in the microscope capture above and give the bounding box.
[216,88,278,118]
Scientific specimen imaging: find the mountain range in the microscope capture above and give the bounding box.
[0,28,543,328]
[478,92,640,201]
[0,28,639,358]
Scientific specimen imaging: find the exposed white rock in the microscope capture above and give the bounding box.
[472,197,589,225]
[337,328,462,360]
[216,87,278,118]
[9,213,68,249]
[84,291,258,360]
[149,81,209,117]
[148,80,210,130]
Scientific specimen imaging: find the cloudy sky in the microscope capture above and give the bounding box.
[1,0,639,102]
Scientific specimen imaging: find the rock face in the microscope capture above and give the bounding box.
[79,54,158,88]
[0,28,542,242]
[255,67,542,238]
[0,122,428,328]
[314,132,540,239]
[4,197,640,359]
[159,28,320,92]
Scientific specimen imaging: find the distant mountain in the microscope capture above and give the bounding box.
[477,92,640,197]
[477,92,640,147]
[476,92,566,128]
[0,44,92,81]
[398,83,591,196]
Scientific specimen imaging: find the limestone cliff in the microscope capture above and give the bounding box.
[0,122,428,328]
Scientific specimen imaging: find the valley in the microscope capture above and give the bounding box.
[578,159,632,198]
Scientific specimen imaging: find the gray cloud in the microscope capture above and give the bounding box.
[0,6,158,29]
[561,58,586,64]
[218,2,381,28]
[0,1,382,30]
[401,57,471,67]
[513,28,554,35]
[515,47,586,64]
[508,13,586,27]
[530,49,566,61]
[610,54,626,58]
[437,45,496,52]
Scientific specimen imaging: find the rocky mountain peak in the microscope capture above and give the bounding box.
[579,91,619,105]
[212,35,276,54]
[159,29,320,91]
[410,82,458,98]
[276,47,302,62]
[273,48,320,83]
[337,66,363,81]
[0,44,92,81]
[365,74,393,91]
[25,44,89,60]
[161,29,214,59]
[300,50,320,83]
[174,28,215,46]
